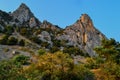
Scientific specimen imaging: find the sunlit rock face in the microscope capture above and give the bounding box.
[57,14,106,56]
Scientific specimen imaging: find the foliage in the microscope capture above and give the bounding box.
[63,46,85,56]
[7,36,18,45]
[0,34,9,45]
[37,49,46,56]
[53,39,61,47]
[12,55,30,65]
[0,35,18,45]
[3,26,14,35]
[41,42,50,48]
[0,60,26,80]
[19,27,31,37]
[18,39,25,46]
[52,39,68,47]
[25,51,94,80]
[93,38,120,79]
[30,36,42,44]
[49,46,60,53]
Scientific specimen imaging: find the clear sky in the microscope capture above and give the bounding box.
[0,0,120,41]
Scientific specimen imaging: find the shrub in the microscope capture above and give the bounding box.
[4,26,14,35]
[0,35,9,45]
[0,60,26,80]
[37,49,46,56]
[49,46,60,53]
[41,42,50,48]
[7,37,18,45]
[25,52,95,80]
[30,36,41,44]
[63,46,85,56]
[18,39,25,46]
[12,55,30,65]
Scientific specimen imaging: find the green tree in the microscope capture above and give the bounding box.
[94,38,120,79]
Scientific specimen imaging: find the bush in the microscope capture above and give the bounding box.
[63,46,85,56]
[41,42,50,48]
[12,55,30,65]
[18,39,25,46]
[25,52,95,80]
[0,60,26,80]
[49,46,60,53]
[3,26,14,35]
[7,37,18,45]
[30,36,41,44]
[0,35,9,45]
[37,49,46,56]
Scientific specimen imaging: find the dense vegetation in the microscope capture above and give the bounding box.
[0,25,120,80]
[0,52,94,80]
[86,38,120,80]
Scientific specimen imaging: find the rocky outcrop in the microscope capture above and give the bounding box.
[0,10,12,22]
[0,3,106,56]
[57,14,106,56]
[11,3,41,27]
[40,20,62,31]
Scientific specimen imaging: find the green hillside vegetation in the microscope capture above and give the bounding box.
[0,38,120,80]
[0,25,120,80]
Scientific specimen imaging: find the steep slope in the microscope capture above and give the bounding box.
[0,10,13,31]
[0,3,106,57]
[57,14,106,56]
[11,3,41,27]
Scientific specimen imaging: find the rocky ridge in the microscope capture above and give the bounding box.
[57,14,106,56]
[0,3,106,57]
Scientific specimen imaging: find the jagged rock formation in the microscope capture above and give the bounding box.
[0,3,106,56]
[57,14,106,56]
[40,20,62,31]
[11,3,41,27]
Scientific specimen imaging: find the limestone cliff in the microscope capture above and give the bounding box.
[57,14,106,56]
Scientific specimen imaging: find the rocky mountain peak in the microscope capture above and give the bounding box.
[57,14,106,56]
[19,3,29,10]
[74,14,94,30]
[80,14,91,24]
[11,3,41,27]
[12,3,34,22]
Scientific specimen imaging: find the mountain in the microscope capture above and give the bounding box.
[0,3,106,58]
[11,3,41,27]
[57,14,106,56]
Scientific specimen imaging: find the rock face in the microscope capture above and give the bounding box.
[40,20,62,31]
[11,3,41,27]
[0,3,106,56]
[57,14,106,56]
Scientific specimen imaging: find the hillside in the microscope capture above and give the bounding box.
[0,3,120,80]
[0,3,106,58]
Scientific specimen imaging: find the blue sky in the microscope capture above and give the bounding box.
[0,0,120,41]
